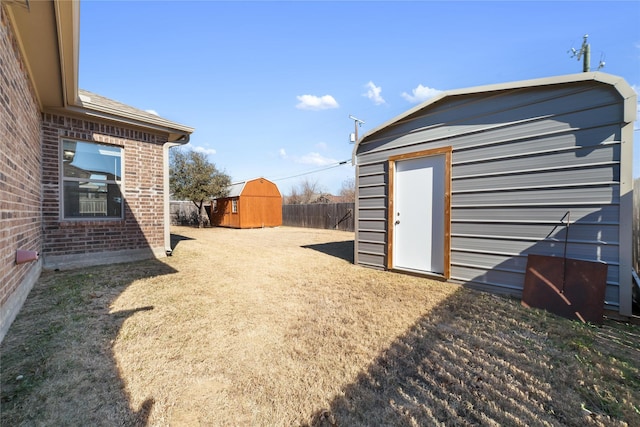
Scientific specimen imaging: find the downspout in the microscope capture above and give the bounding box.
[163,134,190,255]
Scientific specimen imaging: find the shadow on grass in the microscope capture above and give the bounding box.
[302,240,354,264]
[171,233,195,251]
[305,287,639,427]
[0,259,176,426]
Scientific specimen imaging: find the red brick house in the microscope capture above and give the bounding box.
[1,0,193,341]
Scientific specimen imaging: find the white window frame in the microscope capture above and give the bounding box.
[60,139,124,220]
[232,199,238,213]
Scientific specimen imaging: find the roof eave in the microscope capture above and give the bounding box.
[50,103,194,143]
[54,0,80,108]
[3,0,77,109]
[5,0,192,143]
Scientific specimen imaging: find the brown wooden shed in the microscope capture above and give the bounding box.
[209,178,282,228]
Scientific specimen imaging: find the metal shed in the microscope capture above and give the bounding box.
[210,177,282,229]
[353,72,636,317]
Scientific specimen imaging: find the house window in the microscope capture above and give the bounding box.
[61,139,123,219]
[232,199,238,213]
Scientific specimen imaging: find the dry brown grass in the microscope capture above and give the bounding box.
[1,226,638,426]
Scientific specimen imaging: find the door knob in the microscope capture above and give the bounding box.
[395,220,400,225]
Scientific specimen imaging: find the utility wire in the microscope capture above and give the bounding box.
[267,159,351,183]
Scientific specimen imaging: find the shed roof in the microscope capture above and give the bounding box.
[353,72,637,162]
[227,181,247,198]
[219,177,279,199]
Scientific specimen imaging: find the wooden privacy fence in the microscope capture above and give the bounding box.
[282,203,355,231]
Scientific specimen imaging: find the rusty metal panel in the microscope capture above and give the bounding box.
[522,254,608,323]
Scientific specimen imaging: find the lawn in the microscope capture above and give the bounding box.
[1,226,638,426]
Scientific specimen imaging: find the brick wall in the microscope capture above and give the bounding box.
[41,115,169,267]
[1,4,174,341]
[0,7,43,341]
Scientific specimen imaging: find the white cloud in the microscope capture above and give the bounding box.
[295,152,337,166]
[363,81,385,105]
[279,148,287,158]
[401,84,442,104]
[296,94,339,110]
[192,146,217,156]
[145,109,159,116]
[315,142,328,150]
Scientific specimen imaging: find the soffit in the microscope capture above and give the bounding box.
[3,0,70,109]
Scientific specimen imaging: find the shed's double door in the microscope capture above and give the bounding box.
[392,154,445,275]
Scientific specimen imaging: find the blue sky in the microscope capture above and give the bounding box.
[79,0,640,195]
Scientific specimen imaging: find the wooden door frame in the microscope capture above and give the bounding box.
[387,146,452,279]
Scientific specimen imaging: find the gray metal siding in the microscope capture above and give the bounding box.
[451,205,619,223]
[355,81,624,308]
[452,186,619,206]
[452,222,619,242]
[358,86,621,155]
[355,162,388,268]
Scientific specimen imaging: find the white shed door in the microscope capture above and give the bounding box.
[393,154,445,274]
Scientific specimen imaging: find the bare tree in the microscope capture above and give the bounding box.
[286,178,324,204]
[339,177,356,202]
[300,178,322,203]
[287,186,302,205]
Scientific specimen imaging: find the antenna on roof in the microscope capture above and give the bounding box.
[568,34,604,72]
[349,115,365,144]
